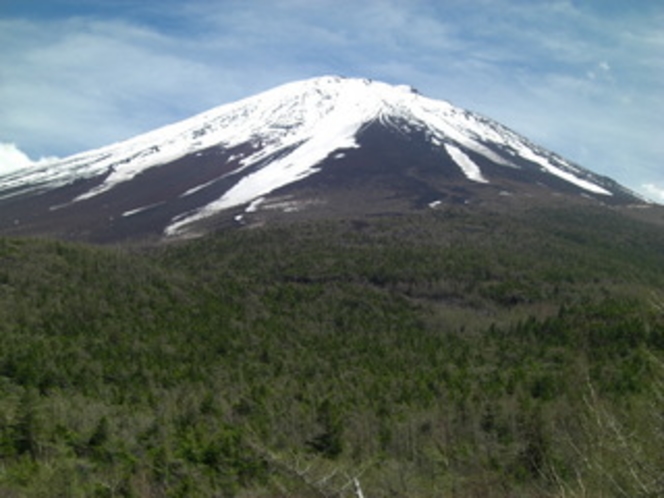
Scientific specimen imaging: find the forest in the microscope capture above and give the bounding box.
[0,204,663,497]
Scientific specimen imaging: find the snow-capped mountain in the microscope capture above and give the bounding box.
[0,76,642,242]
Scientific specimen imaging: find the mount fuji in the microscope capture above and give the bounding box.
[0,76,642,242]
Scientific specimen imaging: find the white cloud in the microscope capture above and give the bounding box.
[0,17,246,157]
[0,143,33,174]
[641,184,664,204]
[0,143,58,176]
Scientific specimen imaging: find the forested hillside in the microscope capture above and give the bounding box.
[1,204,663,497]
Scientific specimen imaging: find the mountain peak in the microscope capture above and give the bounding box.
[0,76,643,243]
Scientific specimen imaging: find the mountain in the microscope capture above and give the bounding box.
[1,76,664,497]
[0,76,643,242]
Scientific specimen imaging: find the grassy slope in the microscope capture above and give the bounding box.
[0,204,663,497]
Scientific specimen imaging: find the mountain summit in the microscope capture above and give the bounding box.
[0,76,642,242]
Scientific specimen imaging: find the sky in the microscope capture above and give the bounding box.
[1,0,662,201]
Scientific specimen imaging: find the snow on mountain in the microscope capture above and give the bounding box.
[443,144,488,184]
[162,76,615,234]
[0,75,625,240]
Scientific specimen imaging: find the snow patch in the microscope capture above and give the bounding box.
[180,178,219,198]
[515,146,611,195]
[121,202,163,217]
[260,199,305,213]
[405,102,514,168]
[444,144,488,183]
[245,197,266,213]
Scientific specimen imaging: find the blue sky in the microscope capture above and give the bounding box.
[1,0,662,200]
